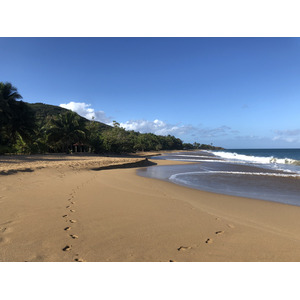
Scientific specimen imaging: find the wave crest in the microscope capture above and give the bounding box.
[211,151,297,165]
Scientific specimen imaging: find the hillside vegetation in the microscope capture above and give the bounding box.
[0,82,223,155]
[29,102,111,132]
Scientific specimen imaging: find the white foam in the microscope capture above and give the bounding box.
[167,158,284,166]
[207,170,300,177]
[211,151,296,165]
[169,154,197,157]
[169,171,300,182]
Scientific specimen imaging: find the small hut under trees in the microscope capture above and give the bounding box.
[72,142,91,153]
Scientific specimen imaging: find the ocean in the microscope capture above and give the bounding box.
[137,149,300,206]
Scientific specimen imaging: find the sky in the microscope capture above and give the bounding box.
[1,37,300,148]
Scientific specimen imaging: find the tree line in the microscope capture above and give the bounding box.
[0,82,223,155]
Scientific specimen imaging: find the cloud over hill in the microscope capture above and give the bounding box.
[59,102,112,124]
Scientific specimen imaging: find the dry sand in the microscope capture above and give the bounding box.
[1,154,300,262]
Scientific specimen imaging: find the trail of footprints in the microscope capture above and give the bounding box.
[60,175,235,263]
[170,220,235,262]
[61,186,85,262]
[61,175,98,261]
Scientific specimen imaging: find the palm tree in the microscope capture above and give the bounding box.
[0,82,35,146]
[0,82,22,103]
[0,82,22,128]
[47,111,86,153]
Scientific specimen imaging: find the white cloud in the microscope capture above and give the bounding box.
[120,119,237,139]
[273,129,300,143]
[120,119,185,136]
[59,101,111,124]
[58,102,240,143]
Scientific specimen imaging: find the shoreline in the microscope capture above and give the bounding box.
[1,154,300,261]
[144,151,300,207]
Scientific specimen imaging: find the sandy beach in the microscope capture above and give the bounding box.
[1,153,300,262]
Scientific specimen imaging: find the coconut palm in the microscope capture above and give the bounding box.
[0,82,35,146]
[0,82,22,128]
[47,111,86,153]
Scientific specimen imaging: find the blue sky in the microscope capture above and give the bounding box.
[1,37,300,148]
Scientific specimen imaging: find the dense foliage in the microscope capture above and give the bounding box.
[0,82,223,154]
[182,142,223,150]
[0,82,36,153]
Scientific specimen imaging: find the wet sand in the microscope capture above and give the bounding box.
[1,154,300,261]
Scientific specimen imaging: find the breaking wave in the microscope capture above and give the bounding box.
[211,151,297,165]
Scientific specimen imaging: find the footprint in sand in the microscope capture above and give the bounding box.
[69,220,77,223]
[70,209,75,213]
[74,258,85,262]
[205,238,213,244]
[227,224,235,229]
[215,230,224,235]
[64,226,71,231]
[62,215,68,218]
[62,245,72,251]
[70,201,75,204]
[0,227,7,233]
[177,246,192,251]
[70,234,78,239]
[66,205,70,208]
[0,226,13,234]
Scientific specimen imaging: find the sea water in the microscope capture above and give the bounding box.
[211,148,300,174]
[137,149,300,206]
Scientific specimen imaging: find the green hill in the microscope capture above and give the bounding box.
[1,82,223,155]
[28,102,111,131]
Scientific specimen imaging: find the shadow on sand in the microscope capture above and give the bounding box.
[0,152,161,165]
[0,168,35,176]
[91,158,157,172]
